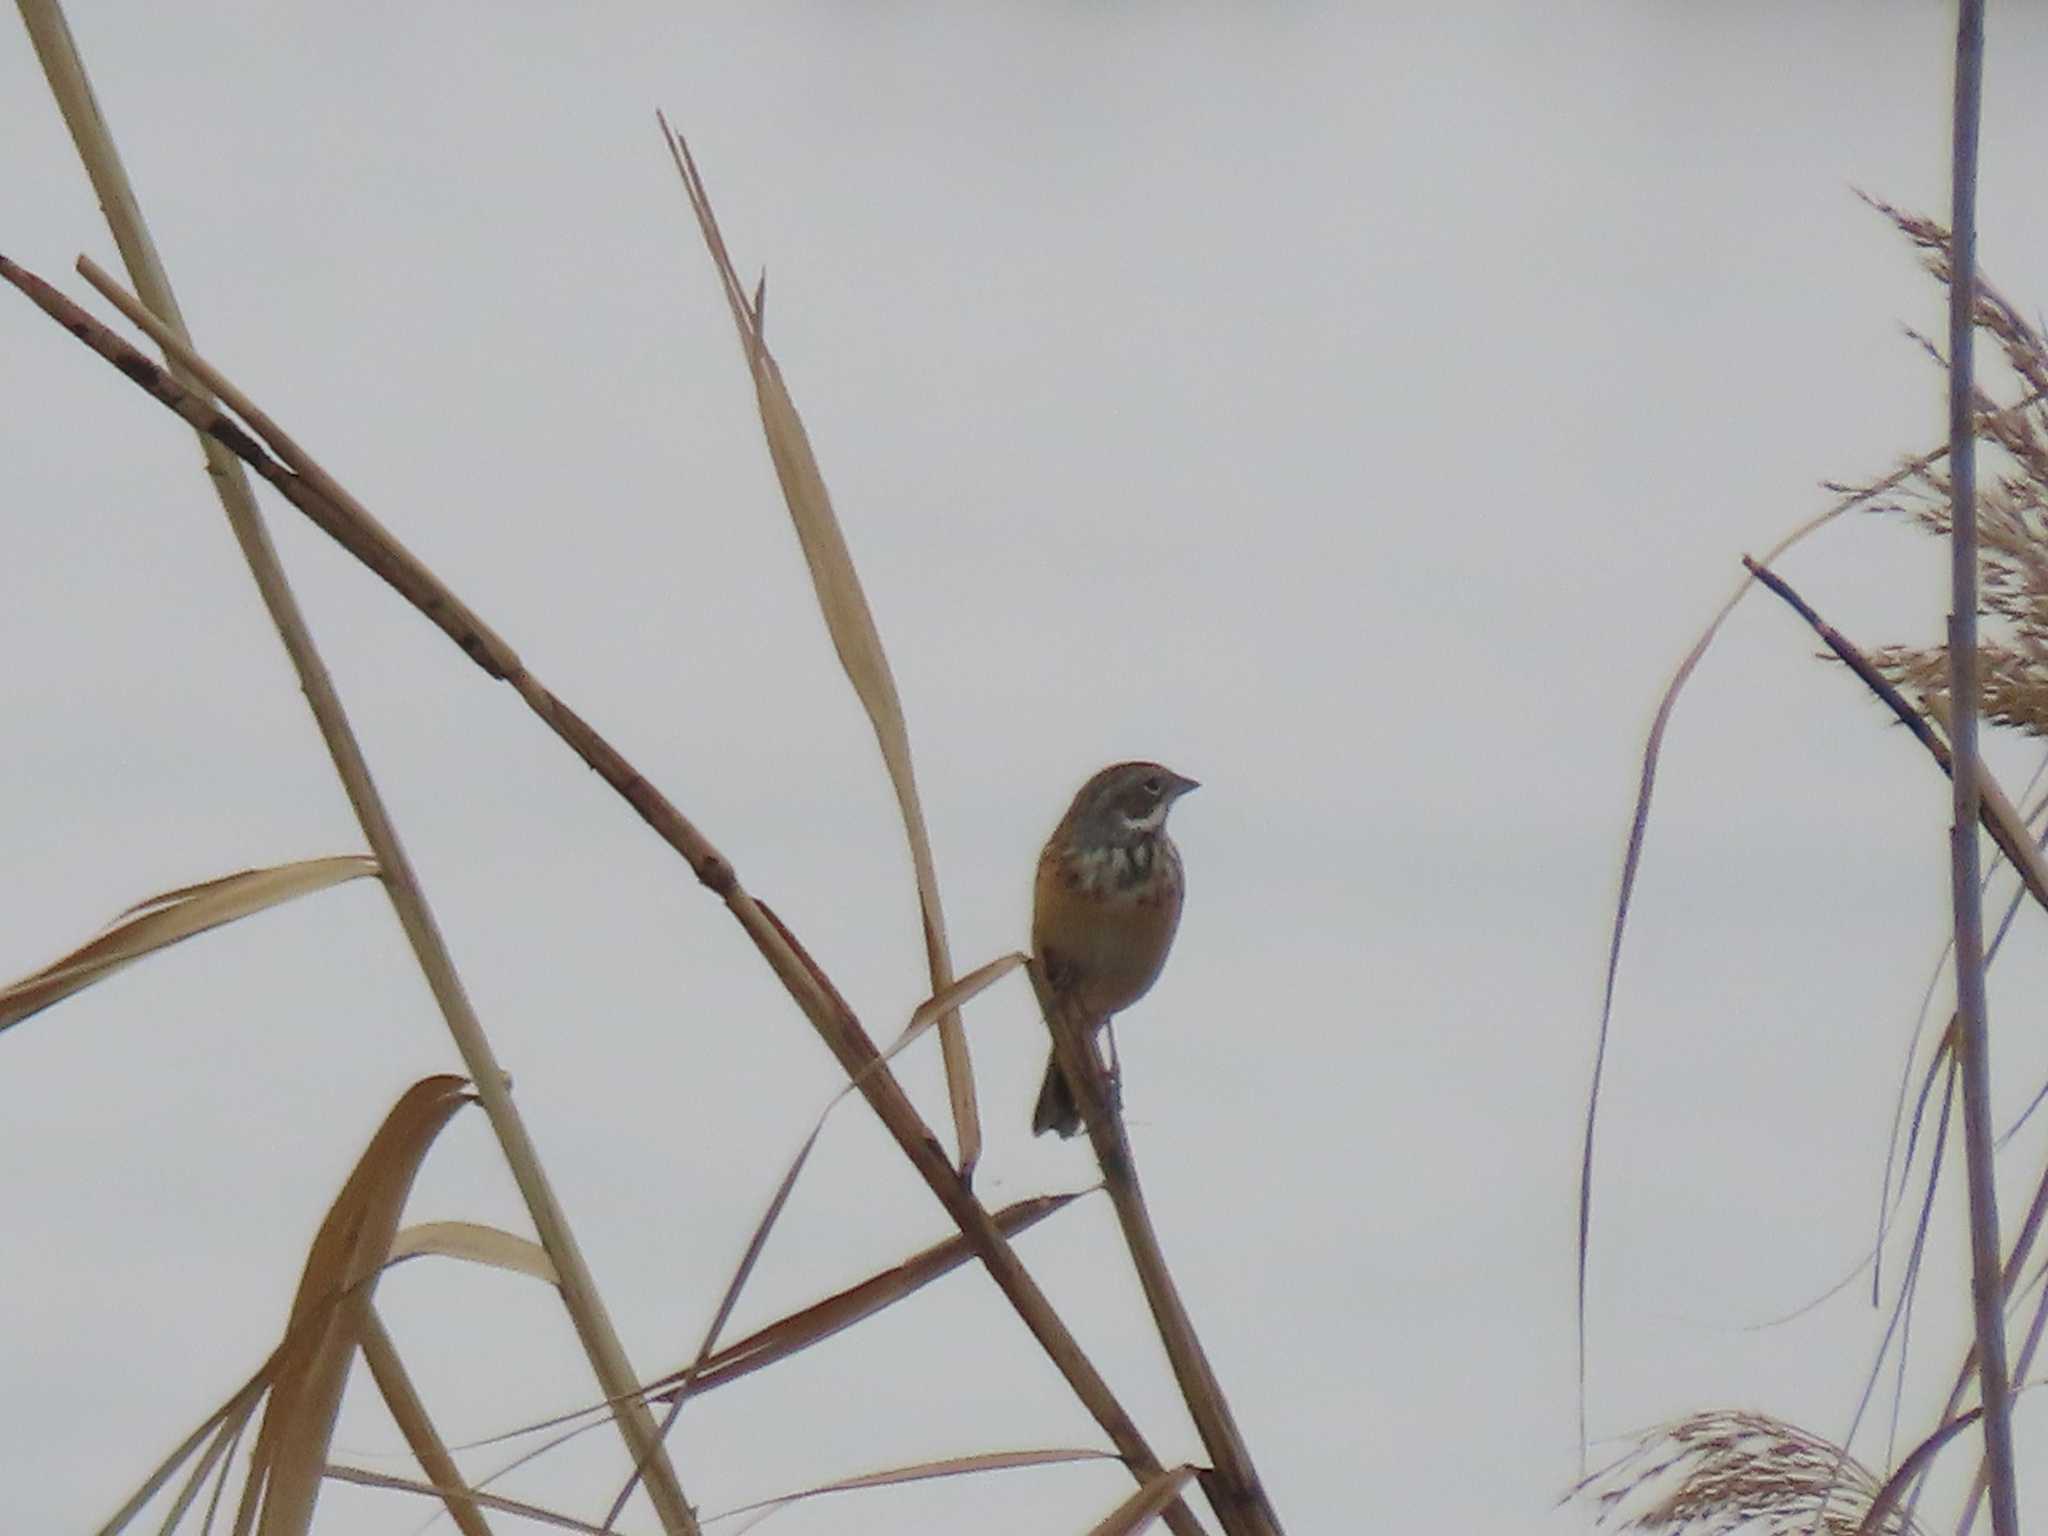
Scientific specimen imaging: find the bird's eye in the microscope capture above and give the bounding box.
[1142,775,1163,796]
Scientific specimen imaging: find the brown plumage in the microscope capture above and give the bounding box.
[1030,761,1198,1137]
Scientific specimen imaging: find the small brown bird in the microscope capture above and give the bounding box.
[1031,760,1199,1137]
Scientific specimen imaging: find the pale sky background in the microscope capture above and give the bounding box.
[8,4,2048,1533]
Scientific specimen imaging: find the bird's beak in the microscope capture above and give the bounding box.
[1168,773,1200,799]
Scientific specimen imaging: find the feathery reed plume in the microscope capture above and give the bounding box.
[1576,1411,1923,1536]
[1841,199,2048,738]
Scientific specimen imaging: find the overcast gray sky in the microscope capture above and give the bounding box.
[9,4,2048,1533]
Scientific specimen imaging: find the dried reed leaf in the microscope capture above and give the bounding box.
[451,1189,1082,1505]
[387,1220,559,1284]
[647,1190,1081,1405]
[1855,1406,1985,1536]
[1087,1465,1201,1536]
[600,959,1023,1527]
[0,854,377,1034]
[661,118,980,1172]
[240,1076,471,1536]
[99,1079,472,1536]
[601,1081,839,1525]
[98,1364,273,1535]
[324,1464,608,1533]
[886,951,1027,1063]
[1579,502,1851,1467]
[683,954,1028,1388]
[1574,1409,1922,1536]
[705,1447,1121,1530]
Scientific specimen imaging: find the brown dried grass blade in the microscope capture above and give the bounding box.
[100,1080,472,1535]
[0,855,377,1034]
[603,954,1031,1524]
[667,954,1025,1409]
[649,1190,1082,1404]
[884,951,1026,1065]
[387,1221,560,1284]
[681,951,1020,1366]
[444,1190,1082,1504]
[1856,1407,1983,1536]
[659,116,981,1173]
[1088,1466,1202,1536]
[240,1076,471,1536]
[98,1363,272,1535]
[323,1464,609,1533]
[1575,483,1938,1466]
[705,1448,1121,1531]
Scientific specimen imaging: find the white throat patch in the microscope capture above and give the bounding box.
[1121,801,1169,835]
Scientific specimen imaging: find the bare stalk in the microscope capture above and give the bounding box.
[0,260,1211,1536]
[11,5,699,1530]
[1033,968,1282,1536]
[1943,3,2019,1533]
[1740,559,2048,913]
[356,1311,490,1536]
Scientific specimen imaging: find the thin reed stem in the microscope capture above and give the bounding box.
[1032,965,1283,1536]
[1942,5,2019,1533]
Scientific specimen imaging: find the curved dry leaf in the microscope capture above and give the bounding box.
[891,952,1028,1061]
[243,1076,472,1535]
[101,1079,473,1536]
[612,950,1035,1520]
[1856,1407,1984,1536]
[325,1464,609,1534]
[1577,492,1907,1462]
[664,119,980,1172]
[706,1447,1120,1529]
[647,1190,1081,1405]
[0,854,378,1034]
[387,1220,559,1285]
[450,1189,1083,1514]
[603,1000,1037,1528]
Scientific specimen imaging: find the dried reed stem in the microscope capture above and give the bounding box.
[10,6,700,1530]
[1032,965,1283,1536]
[1927,1148,2048,1529]
[1740,560,2048,913]
[0,257,1211,1536]
[356,1310,490,1536]
[1941,4,2020,1532]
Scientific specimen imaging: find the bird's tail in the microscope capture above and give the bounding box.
[1031,1052,1084,1138]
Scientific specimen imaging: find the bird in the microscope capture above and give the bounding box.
[1030,760,1199,1137]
